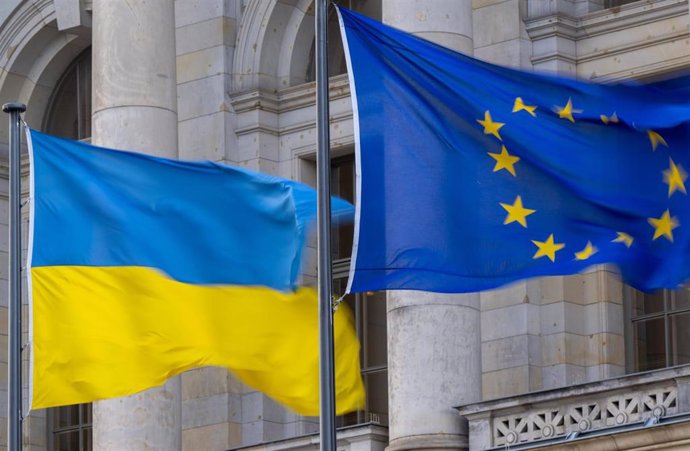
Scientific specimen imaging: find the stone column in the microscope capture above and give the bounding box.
[91,1,180,450]
[91,0,178,157]
[382,2,479,450]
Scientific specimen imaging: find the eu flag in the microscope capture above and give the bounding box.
[337,8,690,294]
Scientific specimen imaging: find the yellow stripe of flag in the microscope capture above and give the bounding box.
[31,266,365,415]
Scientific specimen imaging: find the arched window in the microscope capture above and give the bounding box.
[43,48,92,140]
[306,0,381,82]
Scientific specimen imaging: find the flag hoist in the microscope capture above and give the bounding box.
[4,101,26,451]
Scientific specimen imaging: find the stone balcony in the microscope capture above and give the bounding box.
[457,365,690,450]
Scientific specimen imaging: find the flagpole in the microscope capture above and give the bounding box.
[3,101,26,451]
[315,0,337,450]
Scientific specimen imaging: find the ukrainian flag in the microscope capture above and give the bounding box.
[27,129,364,415]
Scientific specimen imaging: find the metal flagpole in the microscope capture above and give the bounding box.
[3,101,26,451]
[315,0,337,450]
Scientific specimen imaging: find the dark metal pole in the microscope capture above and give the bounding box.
[315,1,337,450]
[3,101,26,451]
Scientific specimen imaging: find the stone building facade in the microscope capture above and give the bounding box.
[0,0,688,450]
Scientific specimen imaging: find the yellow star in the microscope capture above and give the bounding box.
[477,111,505,141]
[574,241,598,260]
[612,232,634,248]
[500,195,536,228]
[648,130,668,151]
[663,158,687,198]
[600,112,619,124]
[512,97,537,117]
[488,145,520,176]
[532,234,565,262]
[648,209,679,242]
[554,98,582,123]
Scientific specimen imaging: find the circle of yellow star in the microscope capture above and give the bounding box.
[532,234,565,262]
[488,145,520,176]
[647,130,668,151]
[500,195,536,228]
[663,158,687,198]
[512,97,537,117]
[554,98,582,123]
[476,110,505,141]
[600,112,619,124]
[648,209,679,242]
[574,241,598,260]
[612,232,633,248]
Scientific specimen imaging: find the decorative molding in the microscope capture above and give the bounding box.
[526,0,688,40]
[578,29,688,65]
[230,74,352,137]
[579,0,688,38]
[531,51,578,67]
[232,0,275,92]
[494,386,677,446]
[459,365,690,450]
[524,14,579,41]
[526,0,689,75]
[280,74,351,111]
[0,0,55,69]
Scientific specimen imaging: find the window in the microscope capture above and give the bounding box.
[626,288,690,372]
[605,0,642,7]
[306,0,382,82]
[331,154,355,260]
[330,155,389,427]
[48,404,93,451]
[333,279,388,426]
[44,48,93,451]
[43,48,92,140]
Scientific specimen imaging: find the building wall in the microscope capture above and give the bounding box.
[0,0,686,450]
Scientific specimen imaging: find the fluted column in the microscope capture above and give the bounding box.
[91,1,180,450]
[382,2,478,450]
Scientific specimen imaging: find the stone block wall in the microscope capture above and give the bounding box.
[175,0,239,163]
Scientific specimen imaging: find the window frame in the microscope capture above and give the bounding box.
[42,47,92,140]
[47,403,93,451]
[333,261,389,427]
[625,287,690,373]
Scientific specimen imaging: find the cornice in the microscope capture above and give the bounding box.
[531,51,578,67]
[524,14,579,41]
[230,89,281,115]
[579,0,688,38]
[525,0,688,41]
[230,73,351,116]
[230,74,352,138]
[233,109,353,138]
[588,53,690,82]
[278,73,351,112]
[578,29,688,66]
